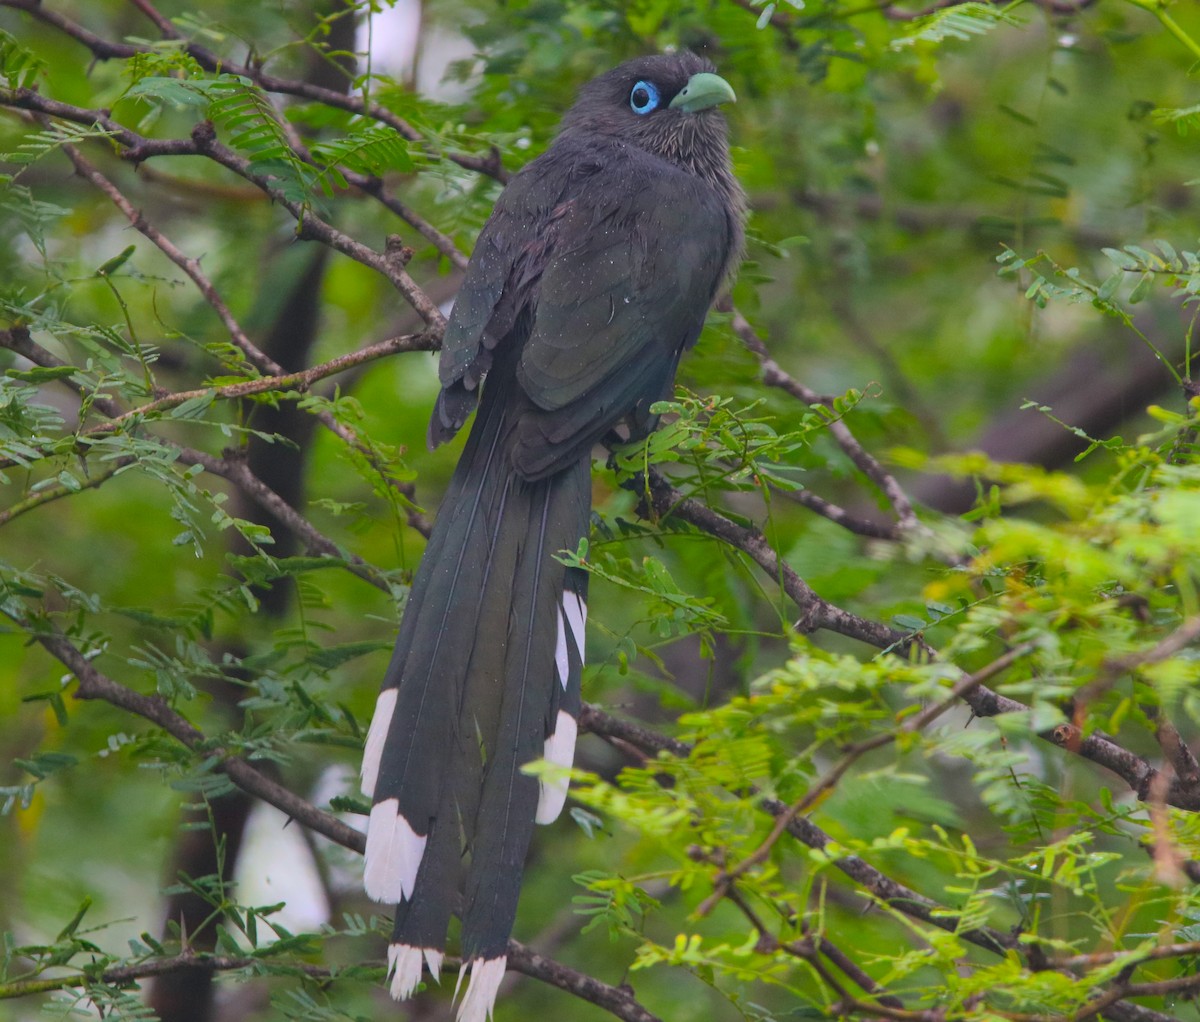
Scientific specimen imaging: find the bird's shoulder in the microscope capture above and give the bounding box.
[436,136,731,410]
[499,134,726,226]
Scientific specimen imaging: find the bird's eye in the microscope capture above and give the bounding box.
[629,80,660,116]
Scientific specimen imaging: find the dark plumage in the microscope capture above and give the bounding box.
[361,52,744,1020]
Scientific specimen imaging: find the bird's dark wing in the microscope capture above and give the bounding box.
[511,152,733,478]
[428,166,562,447]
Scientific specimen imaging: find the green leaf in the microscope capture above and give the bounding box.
[1128,272,1154,304]
[4,365,77,383]
[96,245,137,277]
[0,29,46,89]
[890,3,1022,49]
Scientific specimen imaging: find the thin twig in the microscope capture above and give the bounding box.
[0,935,660,1022]
[776,484,902,541]
[579,703,692,757]
[321,165,470,272]
[726,302,923,532]
[174,448,393,592]
[961,681,1200,811]
[638,466,927,654]
[507,940,662,1022]
[51,21,469,269]
[1074,615,1200,721]
[806,930,906,1010]
[4,308,438,560]
[0,457,133,526]
[57,136,282,375]
[0,325,125,418]
[767,799,1019,955]
[581,707,1019,956]
[1051,939,1200,972]
[80,331,435,436]
[0,331,409,582]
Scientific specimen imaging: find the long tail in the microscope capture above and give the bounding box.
[360,369,589,1022]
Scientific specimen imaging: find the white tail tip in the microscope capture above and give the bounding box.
[386,943,423,1001]
[364,798,426,902]
[361,687,398,798]
[564,593,587,665]
[386,943,444,1000]
[456,956,507,1022]
[554,607,570,689]
[535,710,578,824]
[424,948,444,984]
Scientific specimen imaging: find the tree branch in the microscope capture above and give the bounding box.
[960,681,1200,811]
[173,447,393,592]
[507,941,663,1022]
[637,466,927,654]
[35,630,368,854]
[776,484,903,541]
[725,303,923,533]
[0,276,434,539]
[697,643,1038,916]
[0,0,509,181]
[79,331,435,438]
[55,136,284,376]
[0,90,445,328]
[0,939,662,1022]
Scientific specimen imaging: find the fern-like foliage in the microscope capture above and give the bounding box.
[309,124,413,196]
[0,378,66,474]
[128,74,312,206]
[126,76,413,207]
[206,78,295,162]
[123,47,206,87]
[890,2,1022,49]
[0,177,70,260]
[0,29,44,89]
[1152,103,1200,135]
[0,121,113,168]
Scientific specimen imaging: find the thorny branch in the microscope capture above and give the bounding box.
[71,332,435,439]
[4,81,448,515]
[0,916,662,1022]
[695,642,1041,916]
[636,465,929,653]
[0,946,663,1022]
[2,321,435,454]
[39,629,367,852]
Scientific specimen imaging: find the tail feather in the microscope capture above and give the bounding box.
[537,567,587,824]
[369,405,512,852]
[386,943,444,1000]
[360,687,396,799]
[460,460,589,960]
[364,360,591,1016]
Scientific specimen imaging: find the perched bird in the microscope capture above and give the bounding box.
[361,51,744,1020]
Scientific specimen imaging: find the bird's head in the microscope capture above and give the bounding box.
[559,52,737,181]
